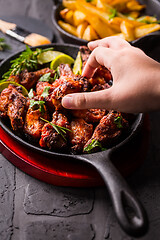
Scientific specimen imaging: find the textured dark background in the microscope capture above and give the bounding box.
[1,0,160,239]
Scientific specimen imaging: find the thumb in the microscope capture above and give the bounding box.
[62,88,114,109]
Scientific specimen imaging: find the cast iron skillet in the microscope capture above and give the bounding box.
[0,44,148,237]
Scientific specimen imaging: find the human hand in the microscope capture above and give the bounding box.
[62,36,160,113]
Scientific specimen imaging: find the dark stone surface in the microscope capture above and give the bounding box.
[0,157,15,240]
[23,181,94,216]
[24,220,95,240]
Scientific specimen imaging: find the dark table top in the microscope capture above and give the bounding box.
[1,1,160,240]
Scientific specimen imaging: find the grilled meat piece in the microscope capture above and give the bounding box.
[0,84,27,130]
[39,111,70,150]
[0,85,14,118]
[89,66,112,88]
[79,46,91,69]
[91,83,110,92]
[24,98,49,140]
[7,89,27,131]
[9,68,55,90]
[73,75,91,92]
[36,81,53,95]
[84,111,129,152]
[51,76,83,110]
[71,109,107,123]
[69,118,93,153]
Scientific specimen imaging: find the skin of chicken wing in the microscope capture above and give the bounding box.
[24,96,49,140]
[9,68,55,90]
[69,118,93,154]
[0,84,27,131]
[71,109,107,123]
[51,76,83,110]
[84,111,129,152]
[0,85,14,118]
[79,46,91,69]
[39,111,70,150]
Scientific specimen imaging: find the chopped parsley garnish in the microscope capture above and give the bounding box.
[39,73,52,82]
[28,88,34,99]
[41,86,50,98]
[114,116,123,128]
[29,100,45,114]
[86,0,93,2]
[109,8,117,20]
[40,117,72,141]
[53,67,60,81]
[2,46,53,80]
[84,139,107,154]
[0,38,11,51]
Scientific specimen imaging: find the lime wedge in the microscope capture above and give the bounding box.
[0,81,28,97]
[50,54,74,70]
[37,51,64,65]
[73,51,82,75]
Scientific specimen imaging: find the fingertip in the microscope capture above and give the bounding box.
[88,41,97,50]
[62,95,73,109]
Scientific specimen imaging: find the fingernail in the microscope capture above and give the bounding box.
[62,95,73,109]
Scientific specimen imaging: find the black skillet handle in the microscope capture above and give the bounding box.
[81,150,148,237]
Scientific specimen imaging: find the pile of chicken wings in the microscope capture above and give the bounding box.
[0,46,133,154]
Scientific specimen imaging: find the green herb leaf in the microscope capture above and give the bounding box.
[86,0,93,2]
[109,8,117,20]
[2,46,54,80]
[41,86,50,98]
[40,117,72,141]
[39,73,51,82]
[0,38,11,51]
[114,116,123,128]
[28,88,34,99]
[53,67,60,81]
[29,100,45,114]
[84,139,107,153]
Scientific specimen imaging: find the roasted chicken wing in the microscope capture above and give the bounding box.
[51,76,83,110]
[71,109,107,123]
[9,68,55,90]
[69,118,93,153]
[0,84,27,130]
[39,111,70,150]
[84,111,129,153]
[24,96,49,140]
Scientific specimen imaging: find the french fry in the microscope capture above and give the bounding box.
[96,0,112,13]
[137,16,158,24]
[77,21,88,38]
[120,20,135,41]
[75,3,116,38]
[108,17,122,32]
[62,0,77,11]
[60,8,69,19]
[73,10,86,26]
[65,10,74,25]
[126,1,145,11]
[82,25,99,41]
[127,11,140,19]
[60,9,74,25]
[135,24,160,38]
[75,0,110,23]
[58,20,77,36]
